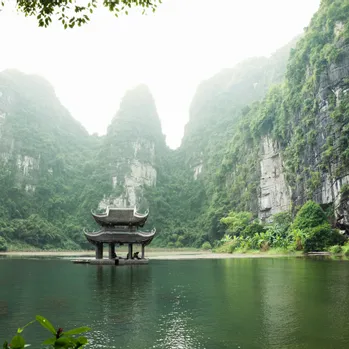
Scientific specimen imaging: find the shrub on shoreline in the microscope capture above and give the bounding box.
[218,201,347,254]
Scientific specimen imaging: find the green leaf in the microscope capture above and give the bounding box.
[11,335,25,349]
[76,337,87,345]
[41,337,56,345]
[63,327,91,336]
[3,341,9,349]
[54,337,73,347]
[75,337,88,348]
[35,315,56,335]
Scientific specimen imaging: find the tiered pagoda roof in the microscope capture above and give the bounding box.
[91,207,149,227]
[84,206,155,246]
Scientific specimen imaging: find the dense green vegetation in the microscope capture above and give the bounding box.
[0,76,167,250]
[152,38,299,247]
[1,0,349,251]
[0,70,100,250]
[247,0,349,203]
[159,0,349,249]
[216,201,345,254]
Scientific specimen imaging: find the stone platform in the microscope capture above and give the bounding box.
[72,258,149,266]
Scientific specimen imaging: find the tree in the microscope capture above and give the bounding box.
[292,201,328,231]
[0,0,162,29]
[220,211,253,236]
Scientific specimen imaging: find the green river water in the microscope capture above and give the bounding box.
[1,257,349,348]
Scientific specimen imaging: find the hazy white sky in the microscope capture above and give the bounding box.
[0,0,320,148]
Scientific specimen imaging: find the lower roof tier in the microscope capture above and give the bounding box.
[84,229,156,245]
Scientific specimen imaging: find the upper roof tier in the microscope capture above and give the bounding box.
[91,207,149,227]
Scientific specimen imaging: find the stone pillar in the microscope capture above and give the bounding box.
[108,243,116,259]
[96,243,103,259]
[128,243,133,259]
[141,244,145,259]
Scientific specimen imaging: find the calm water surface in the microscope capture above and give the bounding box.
[1,257,349,348]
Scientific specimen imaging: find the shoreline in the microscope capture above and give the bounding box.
[0,250,308,260]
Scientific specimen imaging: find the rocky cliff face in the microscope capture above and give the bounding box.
[169,0,349,240]
[250,1,349,224]
[259,137,291,221]
[166,38,300,242]
[181,37,299,176]
[297,24,349,223]
[0,69,89,180]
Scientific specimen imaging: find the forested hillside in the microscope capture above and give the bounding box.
[0,0,349,251]
[199,0,349,252]
[0,70,99,249]
[157,37,299,247]
[215,0,349,224]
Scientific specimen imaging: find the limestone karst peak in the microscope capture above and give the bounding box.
[108,83,164,144]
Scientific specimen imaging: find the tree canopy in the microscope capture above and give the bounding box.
[0,0,162,28]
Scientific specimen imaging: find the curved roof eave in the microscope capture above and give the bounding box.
[83,228,156,244]
[90,206,149,220]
